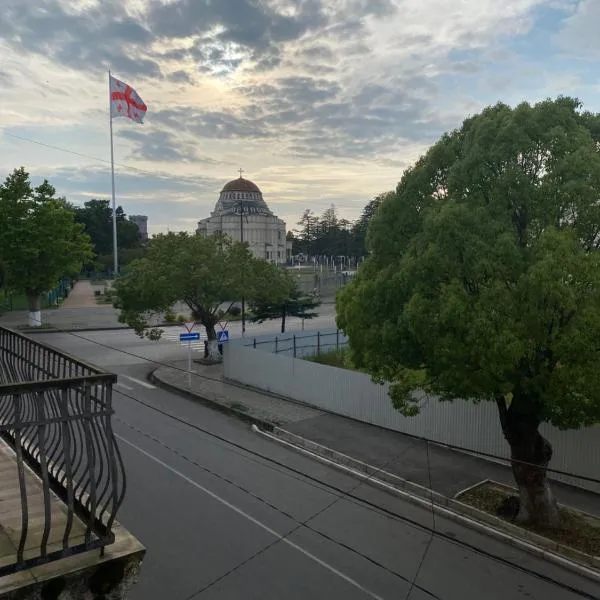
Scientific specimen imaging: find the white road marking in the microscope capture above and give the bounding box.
[115,382,134,391]
[116,434,386,600]
[122,375,156,389]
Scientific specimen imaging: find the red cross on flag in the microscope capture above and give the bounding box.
[110,75,147,124]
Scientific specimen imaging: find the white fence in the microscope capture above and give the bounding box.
[224,342,600,494]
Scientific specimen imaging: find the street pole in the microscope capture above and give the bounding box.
[187,339,192,386]
[240,194,246,336]
[108,69,118,277]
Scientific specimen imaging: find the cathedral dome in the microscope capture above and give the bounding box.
[221,177,261,194]
[212,175,273,217]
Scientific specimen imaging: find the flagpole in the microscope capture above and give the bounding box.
[108,69,118,277]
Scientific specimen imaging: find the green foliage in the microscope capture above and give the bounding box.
[0,168,93,307]
[250,267,320,332]
[291,199,388,258]
[308,348,352,369]
[113,232,289,341]
[73,199,142,270]
[337,97,600,430]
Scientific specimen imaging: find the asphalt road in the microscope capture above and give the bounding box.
[31,329,600,600]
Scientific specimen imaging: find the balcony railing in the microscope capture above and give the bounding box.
[0,327,126,575]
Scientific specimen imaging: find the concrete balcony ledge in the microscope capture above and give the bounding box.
[0,327,145,598]
[0,440,144,599]
[0,522,145,599]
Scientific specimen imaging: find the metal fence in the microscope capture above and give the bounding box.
[0,327,126,575]
[225,338,600,494]
[245,328,348,358]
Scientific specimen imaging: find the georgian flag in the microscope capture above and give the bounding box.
[110,75,147,124]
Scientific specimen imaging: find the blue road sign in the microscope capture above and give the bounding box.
[180,332,200,342]
[217,330,229,343]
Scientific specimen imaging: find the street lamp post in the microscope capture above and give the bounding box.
[240,193,246,337]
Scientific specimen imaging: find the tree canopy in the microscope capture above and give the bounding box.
[337,97,600,527]
[290,198,388,259]
[250,267,320,333]
[113,232,290,359]
[0,168,93,321]
[73,199,141,271]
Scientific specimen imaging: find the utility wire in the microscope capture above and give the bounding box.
[16,323,600,599]
[111,382,597,600]
[46,323,600,485]
[405,441,436,600]
[1,130,364,211]
[2,130,207,189]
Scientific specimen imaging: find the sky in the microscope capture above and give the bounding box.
[0,0,599,236]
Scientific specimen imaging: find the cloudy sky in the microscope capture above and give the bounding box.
[0,0,598,235]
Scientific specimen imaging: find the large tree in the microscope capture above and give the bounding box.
[337,97,600,529]
[73,199,141,271]
[250,267,320,333]
[350,193,390,257]
[113,232,289,360]
[0,168,93,326]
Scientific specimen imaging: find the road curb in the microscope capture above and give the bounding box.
[16,325,130,334]
[252,425,600,583]
[148,368,276,433]
[14,321,181,334]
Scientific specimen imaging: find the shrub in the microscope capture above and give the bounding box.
[164,309,177,323]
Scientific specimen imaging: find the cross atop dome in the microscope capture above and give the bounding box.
[238,168,244,178]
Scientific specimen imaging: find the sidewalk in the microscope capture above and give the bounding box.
[60,280,100,308]
[0,281,126,331]
[152,360,600,519]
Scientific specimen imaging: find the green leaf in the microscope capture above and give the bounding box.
[337,97,600,430]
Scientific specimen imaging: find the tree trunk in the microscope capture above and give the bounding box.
[281,306,286,334]
[497,396,560,529]
[26,293,42,327]
[204,324,222,362]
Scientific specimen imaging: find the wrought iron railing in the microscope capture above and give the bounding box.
[0,327,126,575]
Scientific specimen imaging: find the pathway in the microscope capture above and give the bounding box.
[60,280,100,308]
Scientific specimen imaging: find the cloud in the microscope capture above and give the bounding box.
[1,0,598,236]
[118,128,225,165]
[556,0,600,58]
[167,70,193,84]
[0,0,160,78]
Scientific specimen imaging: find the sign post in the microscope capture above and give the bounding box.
[180,322,199,384]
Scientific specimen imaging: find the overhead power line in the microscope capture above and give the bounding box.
[18,322,599,600]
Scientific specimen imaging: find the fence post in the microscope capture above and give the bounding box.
[336,329,339,350]
[317,331,321,355]
[293,335,297,358]
[253,338,256,349]
[275,336,278,353]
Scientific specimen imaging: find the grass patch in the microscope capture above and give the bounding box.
[307,348,357,370]
[457,481,600,557]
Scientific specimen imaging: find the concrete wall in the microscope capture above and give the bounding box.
[223,342,600,494]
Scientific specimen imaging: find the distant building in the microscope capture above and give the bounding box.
[196,174,292,264]
[128,215,148,241]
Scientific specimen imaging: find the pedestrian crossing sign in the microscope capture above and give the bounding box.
[217,330,229,343]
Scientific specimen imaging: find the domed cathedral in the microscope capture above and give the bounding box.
[196,172,291,264]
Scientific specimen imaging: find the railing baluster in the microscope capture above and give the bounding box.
[12,393,29,566]
[59,388,75,549]
[35,391,52,558]
[82,383,97,543]
[0,326,125,574]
